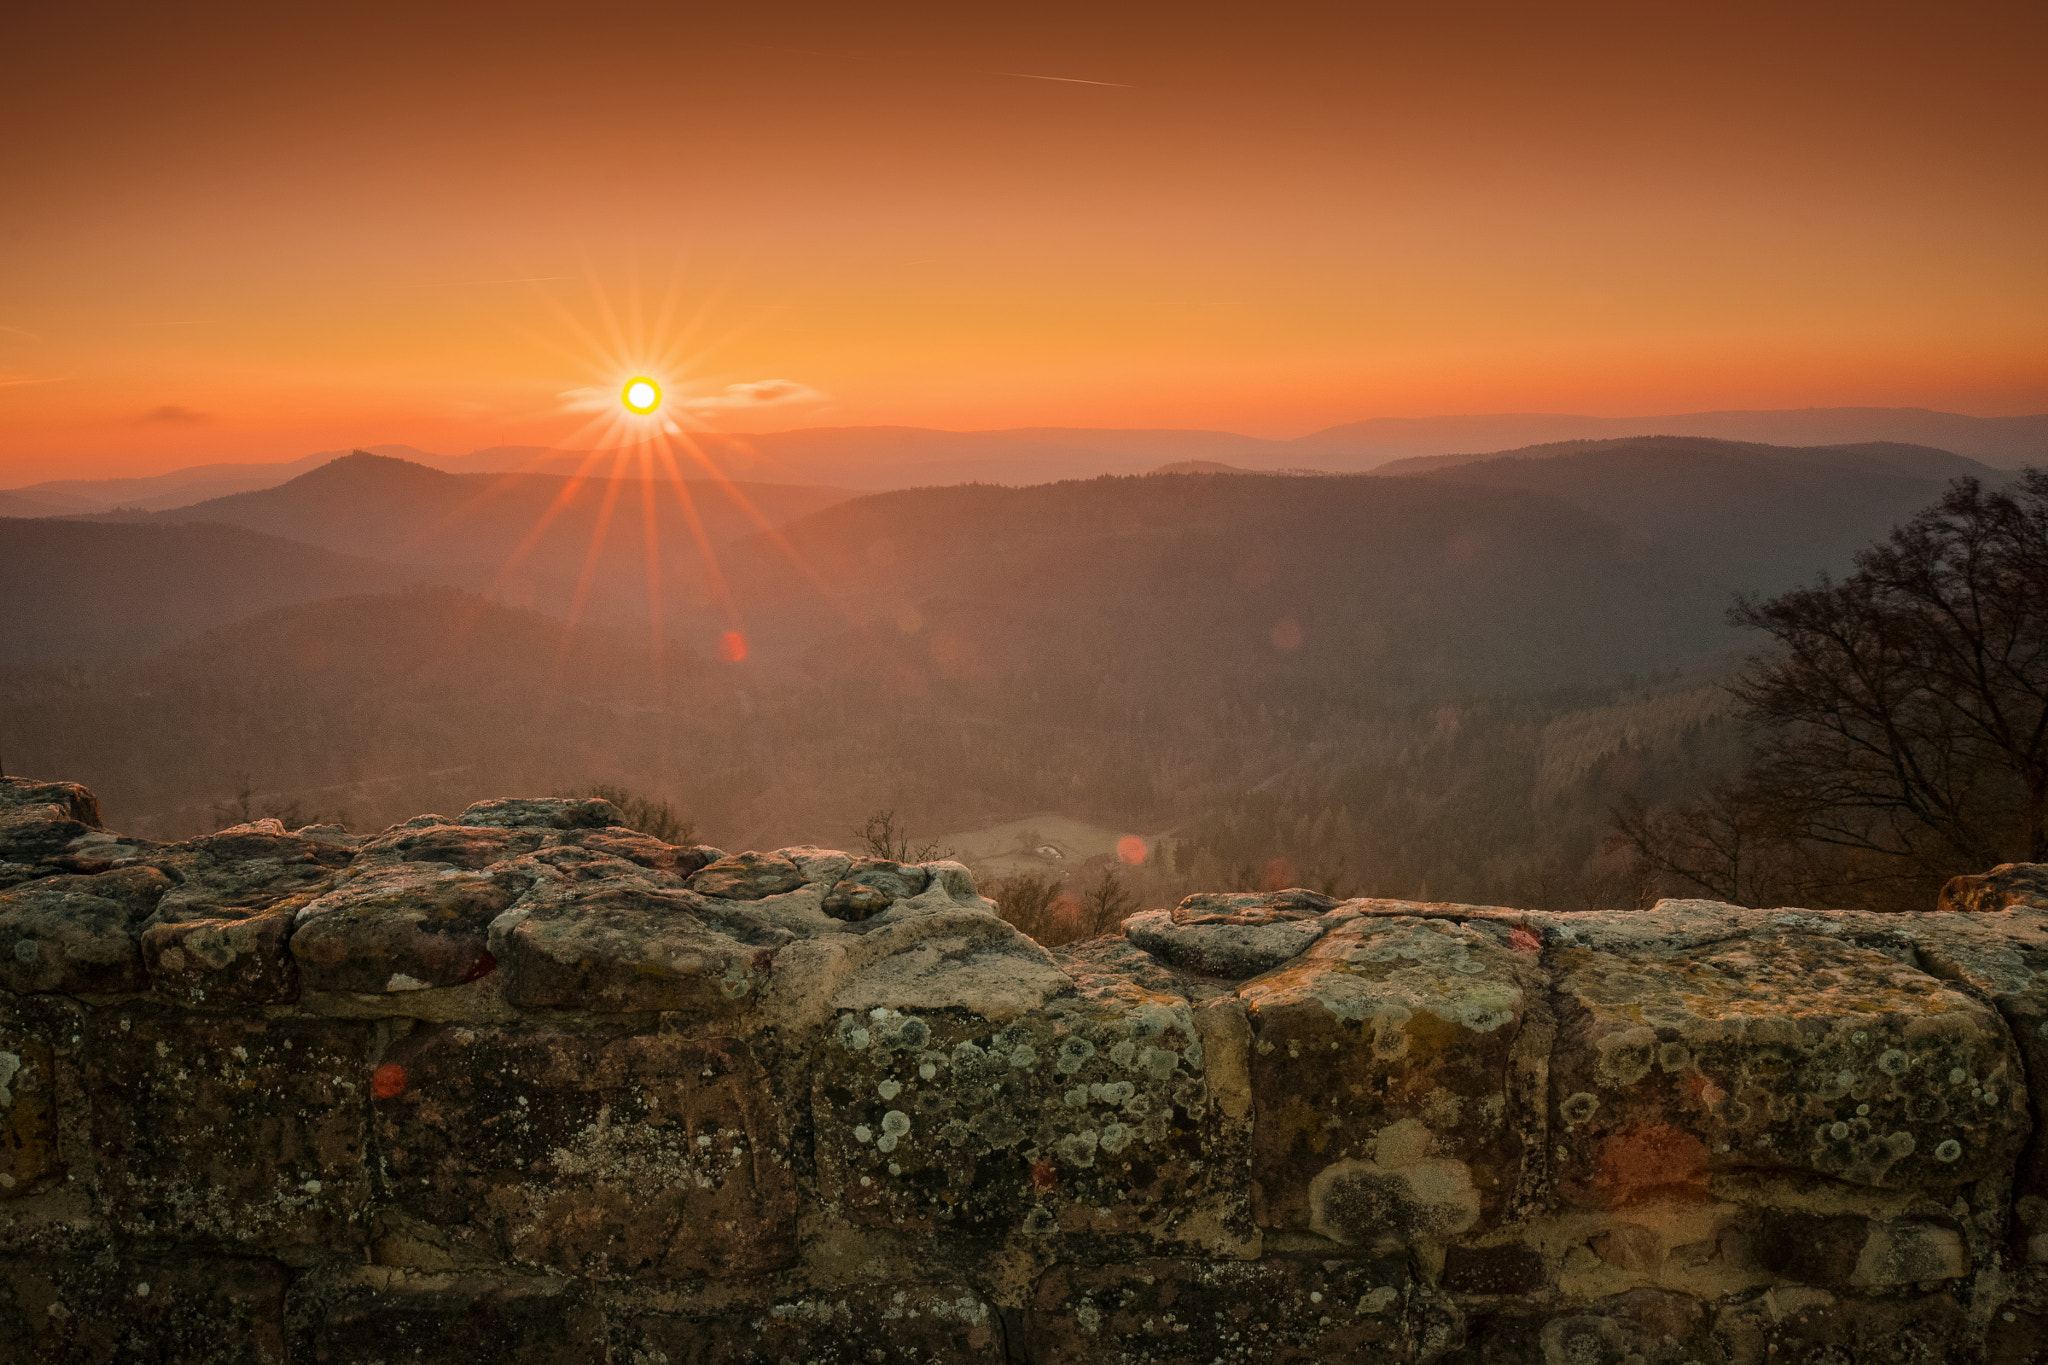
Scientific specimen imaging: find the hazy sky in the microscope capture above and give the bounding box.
[4,0,2043,481]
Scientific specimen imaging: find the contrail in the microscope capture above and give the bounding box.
[740,43,1133,88]
[994,72,1134,87]
[403,276,574,288]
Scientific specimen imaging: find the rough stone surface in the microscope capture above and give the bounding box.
[1239,914,1543,1243]
[690,850,806,900]
[82,1004,375,1247]
[373,1026,794,1278]
[1943,862,2048,914]
[0,1252,289,1363]
[1020,1258,1458,1363]
[0,865,171,994]
[4,780,2048,1363]
[615,1282,1002,1363]
[1549,924,2028,1202]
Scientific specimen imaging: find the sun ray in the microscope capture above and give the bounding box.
[561,455,629,632]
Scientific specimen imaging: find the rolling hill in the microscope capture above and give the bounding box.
[1296,408,2048,469]
[95,453,853,626]
[10,406,2035,515]
[1378,436,2004,595]
[0,517,422,665]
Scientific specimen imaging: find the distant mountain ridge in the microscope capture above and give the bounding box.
[6,406,2039,513]
[0,518,421,665]
[1296,407,2048,468]
[1373,435,1994,481]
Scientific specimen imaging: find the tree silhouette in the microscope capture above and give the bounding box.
[1616,470,2048,906]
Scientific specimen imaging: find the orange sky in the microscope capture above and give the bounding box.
[3,0,2044,483]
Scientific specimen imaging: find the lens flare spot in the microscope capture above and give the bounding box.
[1117,835,1148,864]
[717,630,748,662]
[622,377,662,414]
[371,1063,408,1099]
[1271,617,1303,650]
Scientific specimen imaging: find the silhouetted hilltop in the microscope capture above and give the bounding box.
[10,407,2038,513]
[1296,407,2047,467]
[1372,434,1992,479]
[726,472,1721,693]
[1367,436,2005,595]
[0,517,420,665]
[136,453,851,566]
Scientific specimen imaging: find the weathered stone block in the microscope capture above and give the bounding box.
[1020,1258,1458,1364]
[293,860,533,993]
[83,1005,374,1246]
[458,796,623,830]
[1915,917,2048,1258]
[491,878,777,1015]
[1125,908,1329,978]
[615,1283,1002,1363]
[690,851,805,900]
[1237,915,1541,1243]
[354,822,547,871]
[1549,927,2029,1204]
[1940,862,2048,914]
[820,856,929,921]
[812,933,1254,1253]
[813,998,1249,1247]
[1441,1242,1549,1295]
[1708,1287,1967,1365]
[0,990,78,1200]
[1459,1289,1712,1365]
[0,866,169,994]
[1989,1303,2048,1365]
[293,1270,605,1365]
[373,1025,794,1278]
[0,1252,288,1364]
[0,778,102,868]
[144,908,301,1008]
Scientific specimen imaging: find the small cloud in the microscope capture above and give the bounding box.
[676,379,828,412]
[138,404,212,424]
[556,378,829,418]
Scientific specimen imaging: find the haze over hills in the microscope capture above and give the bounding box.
[0,518,421,665]
[1295,408,2048,468]
[2,432,2012,904]
[1375,436,2005,598]
[7,436,1993,673]
[7,406,2039,513]
[100,453,854,626]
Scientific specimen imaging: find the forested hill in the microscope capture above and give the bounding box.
[0,517,421,665]
[722,470,1724,691]
[1371,436,2004,596]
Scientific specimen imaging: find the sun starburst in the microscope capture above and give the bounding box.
[417,266,848,673]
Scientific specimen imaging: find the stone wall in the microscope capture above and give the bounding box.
[2,774,2046,1363]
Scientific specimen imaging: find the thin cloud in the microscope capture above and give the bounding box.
[740,43,1133,89]
[138,404,212,423]
[556,378,828,416]
[678,380,828,412]
[0,374,64,387]
[402,276,574,288]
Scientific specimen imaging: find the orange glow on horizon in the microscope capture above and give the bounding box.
[1,3,2042,484]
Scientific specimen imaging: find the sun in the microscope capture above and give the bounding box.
[621,377,662,414]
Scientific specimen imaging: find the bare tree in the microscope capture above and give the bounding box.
[582,784,694,846]
[1081,866,1140,929]
[854,809,948,863]
[1615,471,2048,906]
